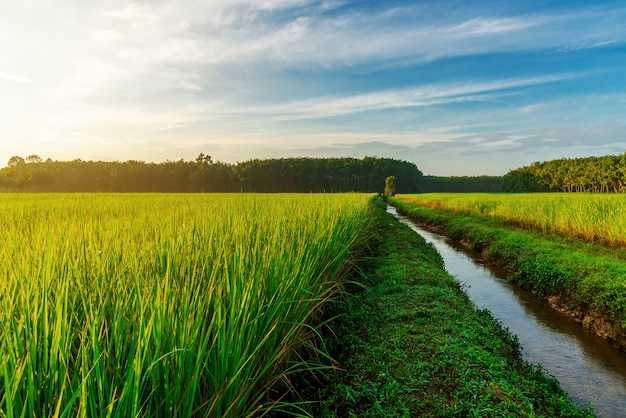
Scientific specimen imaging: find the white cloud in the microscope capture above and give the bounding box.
[30,1,614,108]
[476,136,525,149]
[469,137,487,143]
[0,71,30,83]
[88,29,122,44]
[180,81,203,92]
[555,40,618,53]
[448,17,541,36]
[519,103,547,113]
[256,0,315,10]
[46,59,127,99]
[44,102,209,132]
[105,3,158,24]
[227,74,576,120]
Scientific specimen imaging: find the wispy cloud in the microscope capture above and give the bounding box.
[105,3,158,23]
[40,1,621,104]
[519,103,547,113]
[554,40,618,53]
[0,72,30,83]
[448,122,626,155]
[232,74,577,120]
[188,12,548,68]
[43,102,207,132]
[88,29,122,44]
[447,17,540,35]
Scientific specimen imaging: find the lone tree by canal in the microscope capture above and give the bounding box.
[384,175,396,197]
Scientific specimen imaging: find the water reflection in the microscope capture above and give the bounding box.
[388,206,626,417]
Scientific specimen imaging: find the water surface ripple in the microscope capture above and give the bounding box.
[388,206,626,417]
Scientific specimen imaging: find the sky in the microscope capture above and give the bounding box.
[1,0,625,175]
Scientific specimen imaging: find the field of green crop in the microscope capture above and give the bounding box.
[0,193,373,417]
[398,193,626,248]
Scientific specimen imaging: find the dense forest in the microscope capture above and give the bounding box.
[6,152,624,194]
[420,175,503,192]
[503,153,626,193]
[0,155,423,193]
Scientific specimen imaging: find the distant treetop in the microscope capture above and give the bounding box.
[503,153,626,193]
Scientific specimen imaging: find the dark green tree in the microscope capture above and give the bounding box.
[0,155,423,193]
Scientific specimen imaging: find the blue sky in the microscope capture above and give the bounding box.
[1,0,625,175]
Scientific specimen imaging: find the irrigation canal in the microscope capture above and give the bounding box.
[387,205,626,417]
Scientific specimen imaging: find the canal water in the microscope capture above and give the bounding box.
[388,206,626,417]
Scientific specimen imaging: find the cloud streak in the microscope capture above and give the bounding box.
[0,72,30,83]
[229,74,578,120]
[519,103,547,113]
[555,40,618,53]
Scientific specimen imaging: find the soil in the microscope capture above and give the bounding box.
[545,294,626,351]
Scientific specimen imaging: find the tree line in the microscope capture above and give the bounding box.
[0,155,423,193]
[420,175,503,193]
[502,153,626,193]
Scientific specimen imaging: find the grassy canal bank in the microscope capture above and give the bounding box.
[297,198,592,417]
[390,195,626,351]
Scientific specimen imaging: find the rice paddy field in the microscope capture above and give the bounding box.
[397,193,626,248]
[0,193,373,417]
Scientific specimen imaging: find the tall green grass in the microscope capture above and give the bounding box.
[398,193,626,248]
[0,193,373,417]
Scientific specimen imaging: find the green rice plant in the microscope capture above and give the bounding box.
[0,193,373,417]
[397,193,626,248]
